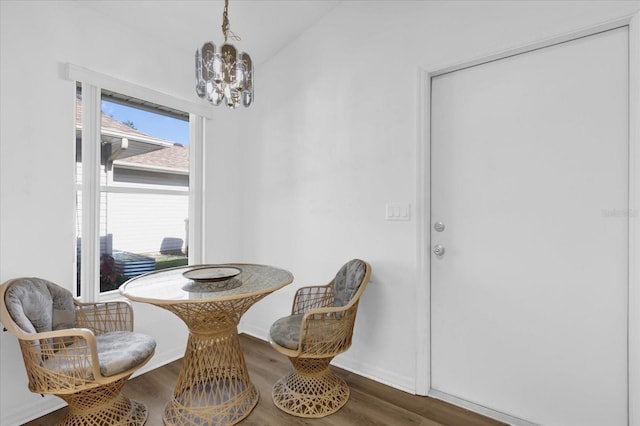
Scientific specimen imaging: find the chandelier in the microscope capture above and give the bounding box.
[195,0,254,109]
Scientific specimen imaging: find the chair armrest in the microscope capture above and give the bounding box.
[16,327,107,385]
[74,300,134,334]
[292,284,334,315]
[18,327,95,342]
[295,302,360,357]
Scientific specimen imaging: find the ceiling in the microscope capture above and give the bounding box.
[73,0,342,65]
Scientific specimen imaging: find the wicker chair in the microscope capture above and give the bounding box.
[0,277,156,426]
[269,259,372,418]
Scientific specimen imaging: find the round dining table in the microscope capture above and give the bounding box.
[120,263,293,426]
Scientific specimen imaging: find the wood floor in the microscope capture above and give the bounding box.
[24,334,506,426]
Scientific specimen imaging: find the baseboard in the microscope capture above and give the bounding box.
[333,352,416,394]
[428,389,539,426]
[238,325,416,395]
[1,396,65,426]
[239,322,269,341]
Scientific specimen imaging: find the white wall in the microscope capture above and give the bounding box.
[3,1,640,425]
[0,2,201,424]
[230,0,640,405]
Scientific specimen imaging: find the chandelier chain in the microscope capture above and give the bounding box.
[222,0,241,43]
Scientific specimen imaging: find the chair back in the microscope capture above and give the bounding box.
[332,259,370,307]
[2,278,75,336]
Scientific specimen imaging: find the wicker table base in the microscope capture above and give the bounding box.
[162,321,259,426]
[57,376,148,426]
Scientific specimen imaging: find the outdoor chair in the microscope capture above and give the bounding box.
[0,277,156,426]
[269,259,372,418]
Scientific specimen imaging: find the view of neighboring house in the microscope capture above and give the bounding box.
[75,97,189,290]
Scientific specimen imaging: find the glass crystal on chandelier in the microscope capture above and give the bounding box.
[195,42,253,109]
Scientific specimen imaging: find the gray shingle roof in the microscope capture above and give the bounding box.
[116,144,189,172]
[75,98,188,172]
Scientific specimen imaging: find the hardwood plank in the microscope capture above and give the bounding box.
[23,334,506,426]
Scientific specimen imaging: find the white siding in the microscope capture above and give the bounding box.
[103,192,188,254]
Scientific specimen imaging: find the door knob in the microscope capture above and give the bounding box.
[433,244,445,256]
[434,221,445,232]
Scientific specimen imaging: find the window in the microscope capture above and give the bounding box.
[72,73,205,299]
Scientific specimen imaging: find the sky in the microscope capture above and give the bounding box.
[101,100,190,145]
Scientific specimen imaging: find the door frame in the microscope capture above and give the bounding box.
[416,12,640,425]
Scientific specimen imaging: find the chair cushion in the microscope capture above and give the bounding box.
[270,314,304,350]
[333,259,367,307]
[45,330,156,377]
[4,278,75,334]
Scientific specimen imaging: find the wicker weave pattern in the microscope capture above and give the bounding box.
[75,301,134,334]
[270,259,371,418]
[272,357,350,417]
[22,333,94,391]
[153,296,271,425]
[0,278,154,426]
[56,376,148,425]
[292,285,334,314]
[162,327,258,425]
[298,304,359,356]
[162,296,267,333]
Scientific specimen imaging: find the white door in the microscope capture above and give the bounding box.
[430,27,629,426]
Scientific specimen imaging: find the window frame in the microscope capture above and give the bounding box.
[67,64,210,302]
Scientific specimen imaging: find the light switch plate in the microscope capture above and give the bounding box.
[386,203,411,221]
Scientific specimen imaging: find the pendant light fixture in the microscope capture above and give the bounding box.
[195,0,254,109]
